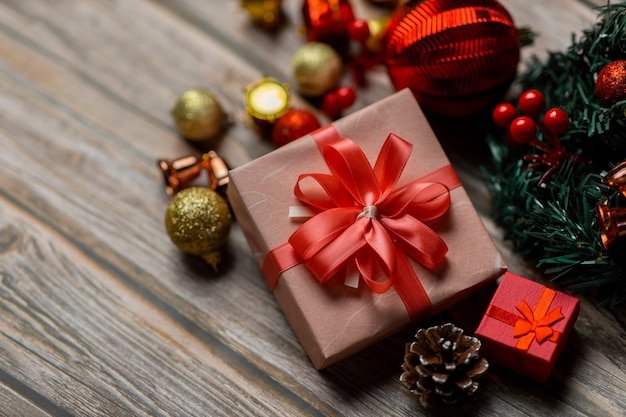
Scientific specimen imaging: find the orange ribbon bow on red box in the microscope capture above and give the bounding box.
[486,286,565,351]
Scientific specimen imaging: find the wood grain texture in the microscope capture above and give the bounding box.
[0,0,624,416]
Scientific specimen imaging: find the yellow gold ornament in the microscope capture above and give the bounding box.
[365,16,390,54]
[244,77,291,137]
[165,187,232,270]
[172,88,226,141]
[244,77,291,122]
[292,42,343,97]
[241,0,284,30]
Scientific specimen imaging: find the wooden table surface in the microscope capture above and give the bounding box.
[1,1,624,416]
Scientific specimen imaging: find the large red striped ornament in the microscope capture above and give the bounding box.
[384,0,520,116]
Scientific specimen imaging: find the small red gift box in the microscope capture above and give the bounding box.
[228,89,506,368]
[475,272,580,382]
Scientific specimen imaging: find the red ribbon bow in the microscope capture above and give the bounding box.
[262,129,461,305]
[289,133,452,293]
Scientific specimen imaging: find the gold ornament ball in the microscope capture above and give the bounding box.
[165,187,232,270]
[365,16,390,54]
[241,0,284,30]
[292,42,343,97]
[172,88,226,141]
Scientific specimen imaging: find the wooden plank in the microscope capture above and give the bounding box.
[0,370,66,417]
[0,203,337,416]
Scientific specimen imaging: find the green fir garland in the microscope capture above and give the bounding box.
[486,3,626,306]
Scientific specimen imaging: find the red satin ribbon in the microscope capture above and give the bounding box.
[261,126,461,319]
[485,286,564,351]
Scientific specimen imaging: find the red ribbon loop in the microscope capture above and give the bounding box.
[287,133,451,293]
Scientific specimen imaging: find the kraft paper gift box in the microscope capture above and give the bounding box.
[227,89,506,369]
[475,272,580,382]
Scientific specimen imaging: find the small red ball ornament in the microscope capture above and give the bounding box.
[271,109,321,147]
[383,0,520,116]
[508,116,537,145]
[543,108,569,134]
[518,89,545,117]
[595,60,626,107]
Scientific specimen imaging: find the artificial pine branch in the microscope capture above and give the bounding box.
[485,3,626,307]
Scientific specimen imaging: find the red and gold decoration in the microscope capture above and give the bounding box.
[172,88,227,141]
[302,0,355,54]
[241,0,284,31]
[595,60,626,107]
[475,272,580,383]
[400,323,488,408]
[492,89,584,186]
[383,0,521,116]
[292,42,343,97]
[165,187,232,270]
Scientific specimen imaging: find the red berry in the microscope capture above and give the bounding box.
[322,86,356,119]
[492,103,518,128]
[348,19,370,44]
[518,89,545,117]
[322,92,342,119]
[543,108,569,134]
[335,86,356,109]
[508,116,537,145]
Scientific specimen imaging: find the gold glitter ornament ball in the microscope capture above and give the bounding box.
[165,187,232,270]
[172,88,226,141]
[292,42,343,97]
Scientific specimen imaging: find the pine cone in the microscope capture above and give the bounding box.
[400,323,488,408]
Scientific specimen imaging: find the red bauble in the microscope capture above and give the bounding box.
[271,109,321,147]
[595,60,626,107]
[383,0,520,116]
